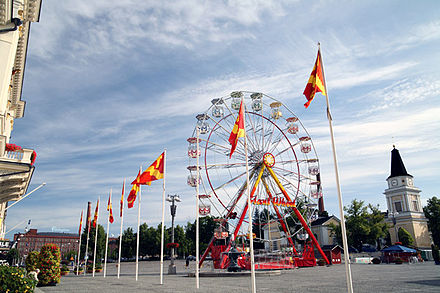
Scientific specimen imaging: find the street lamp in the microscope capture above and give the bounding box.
[389,211,399,244]
[166,194,181,274]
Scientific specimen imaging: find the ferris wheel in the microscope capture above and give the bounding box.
[187,91,325,266]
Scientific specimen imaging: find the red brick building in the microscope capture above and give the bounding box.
[14,229,79,259]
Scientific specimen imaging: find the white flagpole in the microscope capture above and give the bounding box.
[104,189,112,278]
[195,128,200,289]
[319,43,353,293]
[84,212,91,276]
[92,197,100,278]
[160,149,167,285]
[76,211,83,275]
[118,179,125,279]
[243,99,256,293]
[136,167,141,281]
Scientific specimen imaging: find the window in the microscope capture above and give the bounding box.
[412,200,419,211]
[394,201,403,212]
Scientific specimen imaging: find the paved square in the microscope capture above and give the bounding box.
[35,260,440,292]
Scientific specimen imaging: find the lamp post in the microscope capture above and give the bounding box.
[389,211,399,244]
[167,194,181,274]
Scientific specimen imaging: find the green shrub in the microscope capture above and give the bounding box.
[0,266,37,293]
[61,264,69,272]
[372,257,381,264]
[25,251,40,272]
[38,243,61,286]
[432,245,440,261]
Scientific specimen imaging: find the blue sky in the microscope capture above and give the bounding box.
[5,0,440,239]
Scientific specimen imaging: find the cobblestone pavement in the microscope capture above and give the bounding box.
[35,260,440,293]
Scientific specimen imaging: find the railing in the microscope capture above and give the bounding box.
[2,148,33,164]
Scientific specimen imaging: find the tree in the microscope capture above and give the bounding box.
[424,196,440,246]
[6,248,20,266]
[80,224,106,262]
[121,227,136,259]
[398,227,414,246]
[185,216,219,255]
[329,199,387,252]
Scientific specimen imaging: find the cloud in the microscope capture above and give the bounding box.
[31,0,290,61]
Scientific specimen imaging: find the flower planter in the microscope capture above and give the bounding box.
[61,271,69,276]
[95,269,103,273]
[74,270,83,275]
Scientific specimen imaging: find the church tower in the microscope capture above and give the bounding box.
[384,146,431,249]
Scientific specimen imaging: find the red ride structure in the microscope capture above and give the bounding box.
[187,92,330,271]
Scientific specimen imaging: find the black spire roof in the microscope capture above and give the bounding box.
[388,146,412,179]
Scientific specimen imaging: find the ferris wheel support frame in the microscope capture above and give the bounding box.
[261,176,297,253]
[266,166,330,265]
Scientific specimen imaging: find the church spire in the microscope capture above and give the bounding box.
[388,146,412,179]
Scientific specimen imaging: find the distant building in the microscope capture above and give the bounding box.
[311,215,340,247]
[383,146,431,250]
[14,229,79,259]
[0,0,42,239]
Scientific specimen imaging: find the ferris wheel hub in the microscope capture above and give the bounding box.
[263,152,275,167]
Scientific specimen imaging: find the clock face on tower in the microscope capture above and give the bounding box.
[408,178,413,186]
[391,179,398,186]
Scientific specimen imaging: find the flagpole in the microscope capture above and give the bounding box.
[136,166,141,281]
[84,202,91,276]
[92,197,100,278]
[76,211,83,275]
[319,43,353,293]
[118,179,125,279]
[104,189,111,278]
[160,149,167,285]
[195,128,200,289]
[243,99,256,293]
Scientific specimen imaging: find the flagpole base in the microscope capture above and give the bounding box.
[168,264,176,275]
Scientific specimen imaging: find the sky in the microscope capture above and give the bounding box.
[5,0,440,239]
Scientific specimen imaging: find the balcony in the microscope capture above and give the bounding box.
[0,142,35,203]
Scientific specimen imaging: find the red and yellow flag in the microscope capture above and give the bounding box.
[303,49,326,108]
[92,199,99,228]
[137,153,165,185]
[78,211,83,235]
[127,171,141,209]
[87,202,92,233]
[228,100,245,158]
[120,180,125,217]
[107,193,114,224]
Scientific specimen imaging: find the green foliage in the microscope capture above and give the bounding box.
[38,243,61,286]
[63,250,77,261]
[185,216,219,255]
[342,200,387,251]
[80,224,107,261]
[6,248,20,266]
[328,222,342,245]
[121,227,136,258]
[424,196,440,246]
[139,223,161,257]
[398,227,414,246]
[431,244,439,261]
[61,264,69,272]
[328,200,388,251]
[25,251,40,272]
[0,266,37,293]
